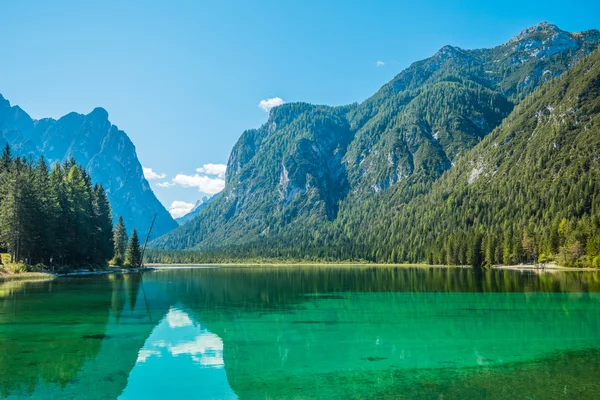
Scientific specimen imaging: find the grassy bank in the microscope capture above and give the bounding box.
[0,260,150,283]
[0,271,55,282]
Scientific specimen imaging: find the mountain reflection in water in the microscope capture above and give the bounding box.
[121,307,236,399]
[1,266,600,399]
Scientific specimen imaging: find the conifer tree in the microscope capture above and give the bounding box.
[113,216,128,266]
[125,228,142,268]
[93,184,114,265]
[65,165,93,264]
[0,143,11,172]
[0,145,114,267]
[49,162,67,263]
[0,156,27,261]
[31,156,55,262]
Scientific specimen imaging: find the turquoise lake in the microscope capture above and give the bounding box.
[1,266,600,399]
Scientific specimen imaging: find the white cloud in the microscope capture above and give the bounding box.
[136,349,161,363]
[172,173,225,195]
[162,164,226,196]
[258,97,284,112]
[376,60,385,67]
[168,201,195,218]
[196,163,227,179]
[157,181,176,188]
[169,334,223,356]
[166,309,193,328]
[143,167,166,180]
[168,332,224,367]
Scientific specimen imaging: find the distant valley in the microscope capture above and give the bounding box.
[175,196,215,225]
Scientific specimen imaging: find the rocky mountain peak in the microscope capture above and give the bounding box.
[174,195,216,226]
[0,93,9,107]
[89,107,109,120]
[509,22,562,43]
[0,93,177,239]
[435,45,461,56]
[192,196,210,211]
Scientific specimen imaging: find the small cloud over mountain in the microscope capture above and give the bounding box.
[376,60,385,67]
[168,201,195,218]
[158,164,227,195]
[172,172,225,194]
[258,97,284,112]
[196,163,227,179]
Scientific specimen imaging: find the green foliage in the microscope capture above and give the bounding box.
[112,216,128,266]
[152,26,600,264]
[0,148,114,267]
[151,46,600,268]
[125,229,142,268]
[92,184,114,265]
[0,253,10,265]
[2,261,27,274]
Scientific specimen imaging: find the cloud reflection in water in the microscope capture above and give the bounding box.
[120,307,236,399]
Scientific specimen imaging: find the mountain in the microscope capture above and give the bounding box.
[331,44,600,267]
[152,23,600,256]
[175,196,215,225]
[0,97,177,239]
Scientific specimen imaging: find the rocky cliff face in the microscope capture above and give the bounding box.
[0,96,177,239]
[152,23,600,250]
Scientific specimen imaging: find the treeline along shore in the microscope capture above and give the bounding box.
[0,144,144,275]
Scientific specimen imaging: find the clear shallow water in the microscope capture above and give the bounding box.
[1,266,600,399]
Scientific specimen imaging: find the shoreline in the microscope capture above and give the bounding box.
[0,263,463,283]
[147,261,600,270]
[495,263,598,272]
[147,262,599,272]
[54,267,154,277]
[2,262,597,284]
[0,272,55,282]
[0,267,154,283]
[146,262,454,268]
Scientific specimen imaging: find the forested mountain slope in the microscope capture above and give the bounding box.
[0,98,177,239]
[327,45,600,267]
[153,23,600,253]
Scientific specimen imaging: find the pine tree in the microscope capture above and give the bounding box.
[0,145,115,267]
[93,184,114,265]
[113,216,128,266]
[0,144,10,256]
[125,228,142,268]
[65,165,94,265]
[0,143,11,173]
[0,156,26,261]
[49,162,68,264]
[30,156,55,263]
[468,233,483,268]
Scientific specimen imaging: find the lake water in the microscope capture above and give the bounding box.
[1,266,600,399]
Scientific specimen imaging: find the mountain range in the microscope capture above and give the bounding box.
[0,98,177,239]
[151,22,600,267]
[175,196,215,226]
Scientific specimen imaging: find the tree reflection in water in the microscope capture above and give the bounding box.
[1,267,600,399]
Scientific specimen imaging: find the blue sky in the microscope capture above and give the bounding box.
[1,0,599,217]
